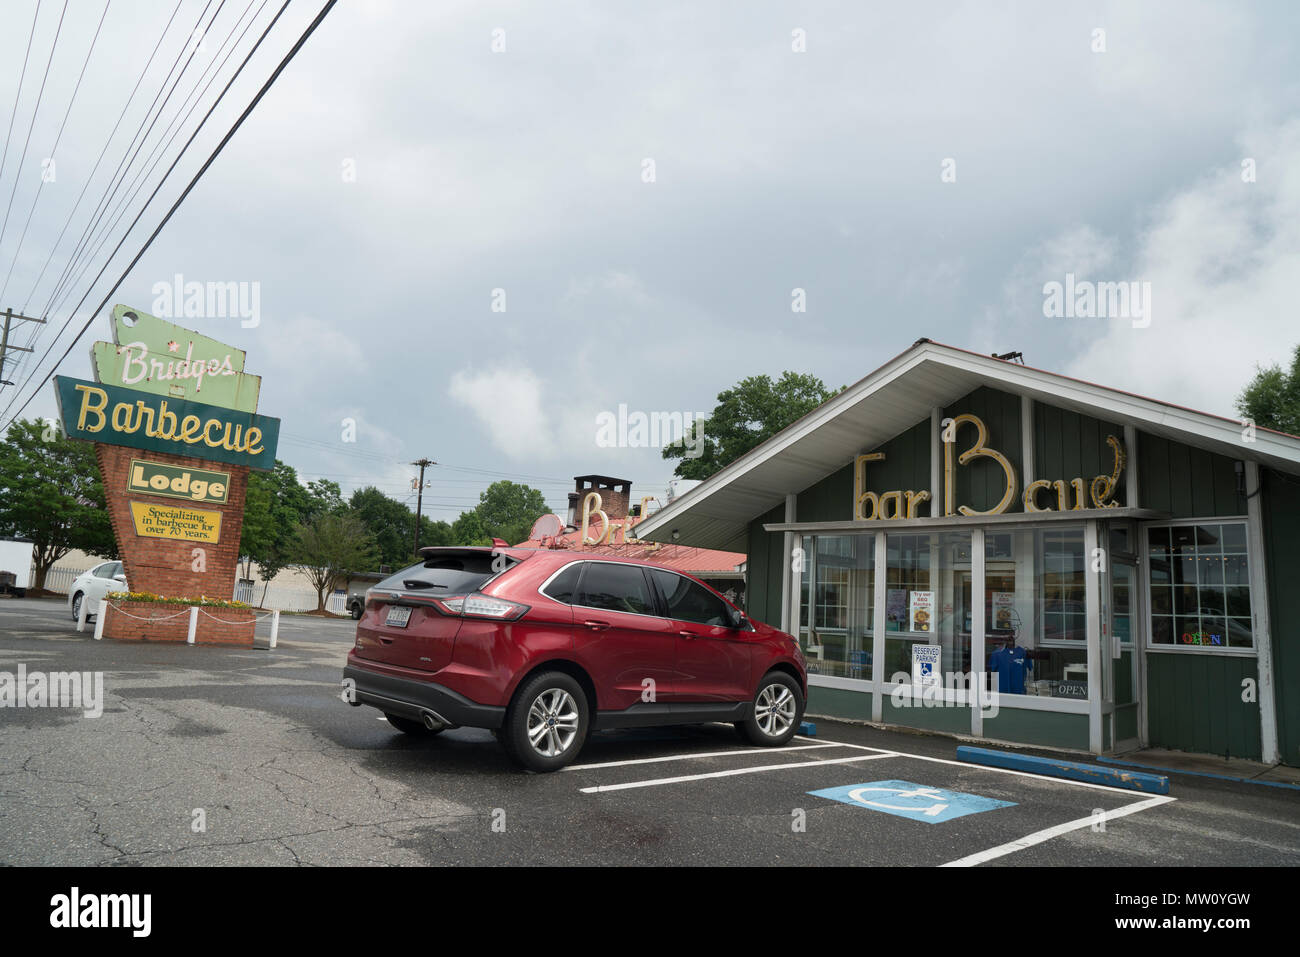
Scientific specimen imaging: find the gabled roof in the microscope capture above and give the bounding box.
[633,339,1300,552]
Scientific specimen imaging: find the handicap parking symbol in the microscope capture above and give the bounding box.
[808,779,1015,823]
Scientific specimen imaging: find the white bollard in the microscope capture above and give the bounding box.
[187,606,199,645]
[270,610,280,649]
[93,600,107,640]
[77,595,89,633]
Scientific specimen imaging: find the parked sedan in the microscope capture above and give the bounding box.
[343,547,807,771]
[67,561,128,621]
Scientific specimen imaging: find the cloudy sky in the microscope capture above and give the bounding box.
[1,0,1297,520]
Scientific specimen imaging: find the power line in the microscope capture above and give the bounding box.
[38,0,222,321]
[0,2,43,230]
[0,0,68,262]
[0,0,111,305]
[0,0,337,432]
[15,0,185,319]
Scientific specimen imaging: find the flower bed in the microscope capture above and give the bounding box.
[101,595,254,646]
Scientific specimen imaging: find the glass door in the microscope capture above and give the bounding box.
[1110,559,1141,750]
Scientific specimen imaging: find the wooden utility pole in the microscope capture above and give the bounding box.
[0,308,46,387]
[411,457,436,555]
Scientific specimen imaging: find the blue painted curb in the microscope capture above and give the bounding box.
[798,721,817,737]
[1097,756,1300,792]
[956,745,1170,794]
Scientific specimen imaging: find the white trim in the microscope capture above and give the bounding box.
[1085,520,1103,753]
[971,527,986,739]
[1245,461,1279,764]
[988,693,1091,714]
[872,531,887,721]
[809,673,877,692]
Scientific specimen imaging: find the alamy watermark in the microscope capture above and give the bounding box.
[1042,273,1151,329]
[889,670,1000,718]
[0,664,103,718]
[595,404,706,458]
[151,273,260,328]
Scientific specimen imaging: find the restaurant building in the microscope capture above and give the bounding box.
[633,340,1300,767]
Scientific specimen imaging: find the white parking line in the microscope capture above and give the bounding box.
[566,742,849,771]
[579,752,897,793]
[941,795,1177,866]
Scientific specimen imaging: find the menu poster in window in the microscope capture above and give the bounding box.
[887,589,907,629]
[993,592,1015,632]
[912,644,941,689]
[909,591,934,632]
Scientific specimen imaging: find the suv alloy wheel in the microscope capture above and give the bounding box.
[737,672,804,746]
[503,671,589,771]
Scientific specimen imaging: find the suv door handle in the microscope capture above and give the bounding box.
[678,630,700,639]
[583,619,611,631]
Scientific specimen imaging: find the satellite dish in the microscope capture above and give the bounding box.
[528,514,564,540]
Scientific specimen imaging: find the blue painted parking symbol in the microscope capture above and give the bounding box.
[808,779,1015,823]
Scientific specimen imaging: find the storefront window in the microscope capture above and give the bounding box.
[799,534,873,679]
[885,531,971,684]
[983,527,1088,698]
[1147,523,1253,649]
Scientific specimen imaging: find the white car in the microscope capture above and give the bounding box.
[67,561,128,621]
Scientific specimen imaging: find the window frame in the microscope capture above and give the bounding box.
[1141,517,1257,657]
[563,560,663,620]
[646,567,745,630]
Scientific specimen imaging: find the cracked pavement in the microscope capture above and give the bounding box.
[1,596,1297,867]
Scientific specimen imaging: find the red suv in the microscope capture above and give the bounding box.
[343,547,807,771]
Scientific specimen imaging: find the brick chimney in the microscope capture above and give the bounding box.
[573,475,632,520]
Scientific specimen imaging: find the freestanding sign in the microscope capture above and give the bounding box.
[56,304,280,645]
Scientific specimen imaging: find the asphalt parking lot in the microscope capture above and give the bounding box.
[1,595,1297,866]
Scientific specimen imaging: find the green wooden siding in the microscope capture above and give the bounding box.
[799,418,933,522]
[1033,403,1126,506]
[1261,467,1300,767]
[1145,653,1260,760]
[983,709,1090,751]
[1137,432,1246,517]
[944,386,1022,514]
[744,504,785,626]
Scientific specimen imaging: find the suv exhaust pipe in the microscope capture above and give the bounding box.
[421,709,449,731]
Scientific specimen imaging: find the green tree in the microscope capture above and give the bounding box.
[662,371,843,479]
[473,480,549,545]
[350,485,420,568]
[1237,344,1300,436]
[0,419,116,591]
[451,510,491,547]
[303,478,345,518]
[418,516,454,551]
[292,512,378,613]
[239,461,312,601]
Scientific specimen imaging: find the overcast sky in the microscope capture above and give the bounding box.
[1,0,1297,520]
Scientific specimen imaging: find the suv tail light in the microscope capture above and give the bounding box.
[436,593,529,620]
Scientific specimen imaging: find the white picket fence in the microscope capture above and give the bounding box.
[42,567,89,595]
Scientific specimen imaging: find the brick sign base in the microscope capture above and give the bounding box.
[103,601,254,646]
[95,443,250,601]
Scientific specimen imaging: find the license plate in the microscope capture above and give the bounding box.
[385,606,412,628]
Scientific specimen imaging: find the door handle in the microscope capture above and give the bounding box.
[583,620,611,632]
[678,630,700,639]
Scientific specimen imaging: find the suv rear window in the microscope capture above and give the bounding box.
[376,552,514,594]
[542,563,583,604]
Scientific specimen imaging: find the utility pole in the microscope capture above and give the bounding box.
[411,457,436,555]
[0,308,47,387]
